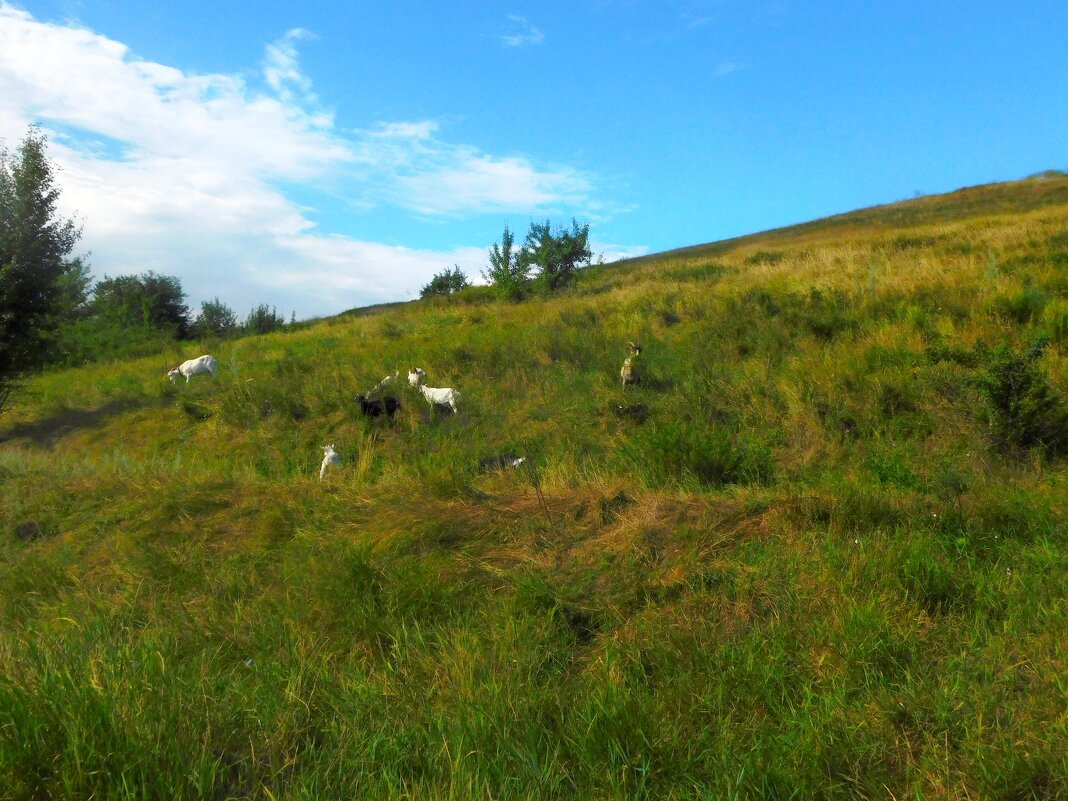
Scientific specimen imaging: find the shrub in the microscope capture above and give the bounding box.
[482,224,530,301]
[245,304,287,335]
[91,272,191,338]
[803,288,856,340]
[866,450,920,491]
[420,266,470,299]
[975,337,1068,454]
[524,218,592,294]
[194,298,238,338]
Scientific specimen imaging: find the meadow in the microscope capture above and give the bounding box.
[1,175,1066,800]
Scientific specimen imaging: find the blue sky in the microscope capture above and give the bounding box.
[2,1,1065,318]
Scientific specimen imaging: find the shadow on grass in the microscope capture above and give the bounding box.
[0,398,154,447]
[641,375,676,392]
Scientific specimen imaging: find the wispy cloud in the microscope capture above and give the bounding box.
[0,6,620,317]
[712,61,746,77]
[500,15,545,48]
[263,27,319,106]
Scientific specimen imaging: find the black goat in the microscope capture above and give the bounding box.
[355,394,400,420]
[614,403,649,423]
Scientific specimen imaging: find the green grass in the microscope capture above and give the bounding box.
[2,175,1067,799]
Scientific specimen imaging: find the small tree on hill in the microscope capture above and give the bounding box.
[245,304,287,334]
[420,265,470,298]
[195,297,238,338]
[483,224,530,301]
[525,218,592,294]
[92,271,191,338]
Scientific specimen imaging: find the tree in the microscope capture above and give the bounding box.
[245,304,287,334]
[524,218,592,294]
[92,271,191,338]
[0,126,85,412]
[420,265,470,299]
[51,256,93,323]
[482,224,530,301]
[195,297,238,338]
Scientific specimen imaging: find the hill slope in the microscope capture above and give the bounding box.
[2,175,1067,800]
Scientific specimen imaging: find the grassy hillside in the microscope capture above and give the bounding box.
[2,175,1067,800]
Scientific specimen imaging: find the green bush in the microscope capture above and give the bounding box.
[866,449,920,490]
[420,265,470,299]
[975,337,1068,454]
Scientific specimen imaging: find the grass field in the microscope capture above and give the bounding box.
[1,174,1066,799]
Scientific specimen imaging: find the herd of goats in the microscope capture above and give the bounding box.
[165,342,645,481]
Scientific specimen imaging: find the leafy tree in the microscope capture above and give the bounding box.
[482,224,530,301]
[245,304,287,334]
[51,256,93,322]
[420,265,470,298]
[524,218,592,293]
[195,297,238,338]
[92,271,191,338]
[1,128,86,409]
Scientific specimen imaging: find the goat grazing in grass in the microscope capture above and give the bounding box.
[355,394,400,420]
[419,384,460,414]
[319,444,341,481]
[368,370,399,397]
[408,367,426,387]
[168,354,218,383]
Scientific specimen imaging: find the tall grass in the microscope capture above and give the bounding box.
[2,177,1067,799]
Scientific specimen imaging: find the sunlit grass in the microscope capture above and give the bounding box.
[1,176,1067,799]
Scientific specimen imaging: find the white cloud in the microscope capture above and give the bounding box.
[396,150,593,215]
[713,61,746,77]
[263,27,318,105]
[500,15,545,48]
[591,242,651,263]
[0,6,628,318]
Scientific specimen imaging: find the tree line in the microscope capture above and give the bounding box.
[420,219,595,301]
[0,127,293,415]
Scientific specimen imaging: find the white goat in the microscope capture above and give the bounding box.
[369,370,400,397]
[168,354,218,383]
[621,355,641,389]
[319,444,341,481]
[419,384,460,413]
[408,367,426,387]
